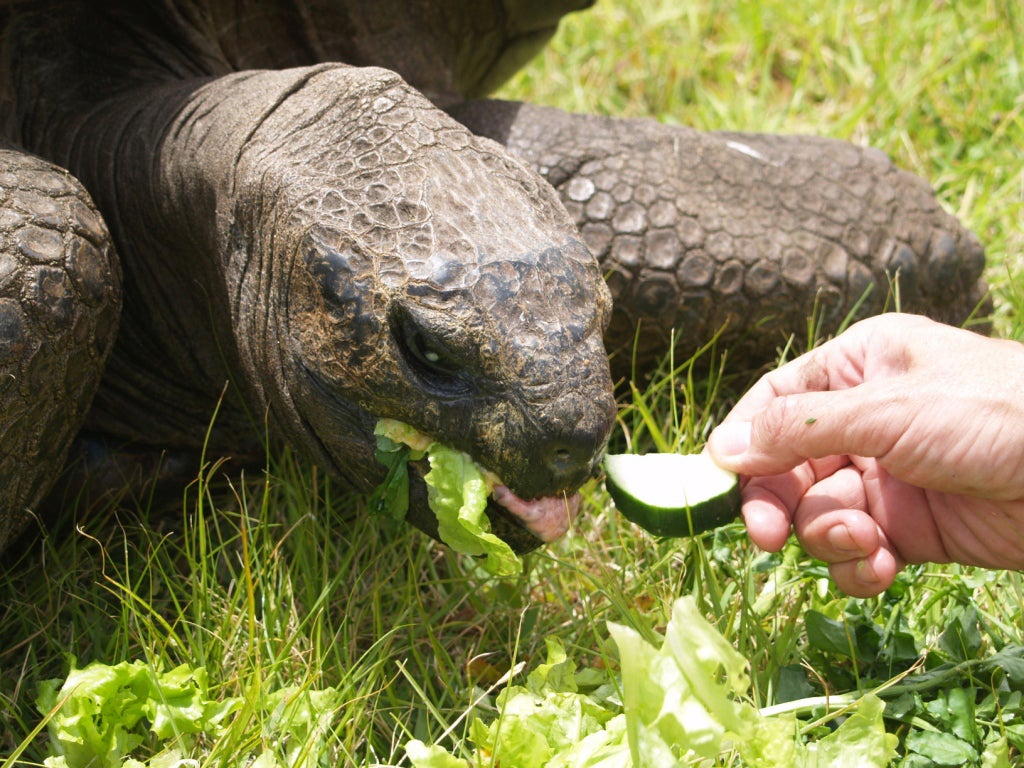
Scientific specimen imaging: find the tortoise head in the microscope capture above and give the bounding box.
[232,74,616,552]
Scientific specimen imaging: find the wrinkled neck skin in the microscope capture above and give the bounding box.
[6,1,617,516]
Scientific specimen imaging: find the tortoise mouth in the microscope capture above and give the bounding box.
[292,363,583,553]
[490,484,580,543]
[403,457,576,555]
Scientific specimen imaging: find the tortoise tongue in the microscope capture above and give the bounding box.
[491,485,580,543]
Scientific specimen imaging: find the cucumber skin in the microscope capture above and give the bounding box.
[607,480,742,537]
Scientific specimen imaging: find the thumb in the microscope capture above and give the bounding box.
[708,387,904,477]
[706,420,756,470]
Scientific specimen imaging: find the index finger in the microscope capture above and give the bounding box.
[724,331,873,425]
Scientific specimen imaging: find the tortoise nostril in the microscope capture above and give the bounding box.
[544,440,594,488]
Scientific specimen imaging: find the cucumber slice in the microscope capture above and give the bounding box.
[603,452,741,537]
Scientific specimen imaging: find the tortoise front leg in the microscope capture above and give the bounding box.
[452,100,989,376]
[0,147,121,552]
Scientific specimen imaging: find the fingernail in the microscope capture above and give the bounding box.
[711,421,751,457]
[855,557,880,585]
[827,525,861,556]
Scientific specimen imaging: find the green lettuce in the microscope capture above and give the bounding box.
[369,420,428,523]
[374,419,522,576]
[36,660,238,768]
[404,741,472,768]
[608,602,753,762]
[407,597,898,767]
[36,660,344,768]
[411,636,629,768]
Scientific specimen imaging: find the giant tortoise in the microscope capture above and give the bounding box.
[0,1,988,555]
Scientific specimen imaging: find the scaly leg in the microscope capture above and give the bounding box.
[0,147,121,551]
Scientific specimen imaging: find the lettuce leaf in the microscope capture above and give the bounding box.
[36,660,150,768]
[405,740,471,767]
[452,637,629,768]
[369,420,427,523]
[36,661,345,768]
[374,419,522,576]
[36,660,239,768]
[798,694,897,768]
[608,597,755,763]
[423,442,521,576]
[407,597,898,767]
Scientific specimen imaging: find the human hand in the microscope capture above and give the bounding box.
[707,313,1024,597]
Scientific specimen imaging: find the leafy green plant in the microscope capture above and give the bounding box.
[34,658,342,768]
[406,597,898,767]
[373,419,522,577]
[36,661,233,767]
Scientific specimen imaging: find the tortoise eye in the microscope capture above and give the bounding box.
[404,323,459,374]
[392,309,473,395]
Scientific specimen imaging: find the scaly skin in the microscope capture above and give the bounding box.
[451,101,990,378]
[0,148,120,551]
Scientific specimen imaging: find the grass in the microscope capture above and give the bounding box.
[2,0,1023,765]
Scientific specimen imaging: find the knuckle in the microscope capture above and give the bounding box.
[796,353,830,392]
